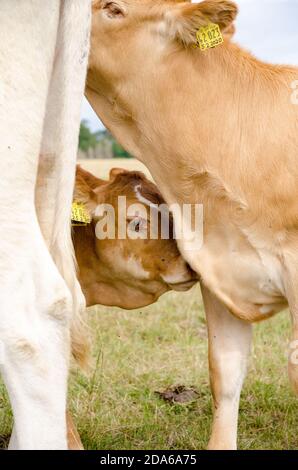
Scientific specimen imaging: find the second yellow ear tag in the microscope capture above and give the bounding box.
[71,201,91,226]
[196,23,223,51]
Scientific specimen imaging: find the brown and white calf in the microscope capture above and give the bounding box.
[68,165,197,449]
[0,1,91,449]
[74,165,197,309]
[86,0,298,449]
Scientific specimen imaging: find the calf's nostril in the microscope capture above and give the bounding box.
[185,263,199,280]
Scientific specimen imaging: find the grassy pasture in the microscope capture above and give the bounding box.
[71,289,297,450]
[1,287,296,450]
[0,160,297,450]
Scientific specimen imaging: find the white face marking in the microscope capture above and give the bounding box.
[161,271,188,285]
[117,254,150,281]
[134,184,158,209]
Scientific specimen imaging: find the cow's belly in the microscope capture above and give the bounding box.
[178,226,288,323]
[142,170,288,323]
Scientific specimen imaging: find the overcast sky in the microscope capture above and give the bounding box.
[81,0,298,131]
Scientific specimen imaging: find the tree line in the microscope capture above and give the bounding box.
[79,120,132,159]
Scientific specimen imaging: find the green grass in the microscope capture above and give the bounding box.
[0,285,297,449]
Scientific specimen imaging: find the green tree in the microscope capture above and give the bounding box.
[79,120,133,158]
[79,120,99,152]
[112,140,132,159]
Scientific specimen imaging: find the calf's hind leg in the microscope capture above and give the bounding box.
[66,411,84,450]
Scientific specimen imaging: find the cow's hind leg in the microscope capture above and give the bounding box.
[283,255,298,394]
[201,285,252,450]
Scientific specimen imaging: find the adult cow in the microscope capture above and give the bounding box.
[86,0,298,449]
[0,1,91,449]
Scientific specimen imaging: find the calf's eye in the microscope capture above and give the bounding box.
[103,2,124,19]
[127,217,147,233]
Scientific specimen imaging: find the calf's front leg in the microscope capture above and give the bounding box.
[201,285,252,450]
[67,411,84,450]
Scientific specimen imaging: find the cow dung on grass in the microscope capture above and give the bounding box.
[155,386,199,404]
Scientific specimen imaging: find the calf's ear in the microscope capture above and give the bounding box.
[74,170,98,217]
[164,0,238,46]
[76,165,104,189]
[109,167,127,180]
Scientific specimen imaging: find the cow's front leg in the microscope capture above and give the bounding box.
[1,320,70,449]
[201,285,252,450]
[9,411,84,450]
[1,288,70,449]
[0,232,72,450]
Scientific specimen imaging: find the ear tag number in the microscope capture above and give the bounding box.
[71,201,91,226]
[195,23,223,51]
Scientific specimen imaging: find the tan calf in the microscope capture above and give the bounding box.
[86,0,298,449]
[73,165,197,308]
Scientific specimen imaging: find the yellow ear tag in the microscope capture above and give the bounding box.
[195,23,223,51]
[71,201,91,226]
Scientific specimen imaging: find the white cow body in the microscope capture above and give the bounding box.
[0,0,91,449]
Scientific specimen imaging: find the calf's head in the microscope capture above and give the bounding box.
[73,166,197,309]
[88,0,238,90]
